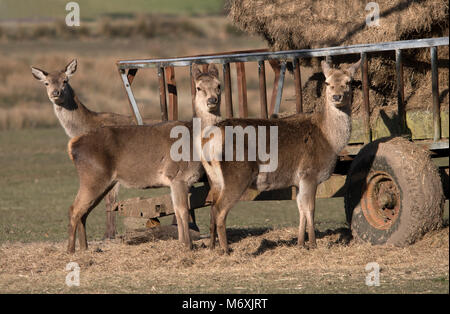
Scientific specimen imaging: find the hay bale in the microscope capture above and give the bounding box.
[228,0,449,118]
[228,0,448,50]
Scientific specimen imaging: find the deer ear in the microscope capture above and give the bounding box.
[347,59,361,78]
[321,60,332,78]
[208,63,219,78]
[65,59,77,77]
[31,67,48,81]
[192,63,202,80]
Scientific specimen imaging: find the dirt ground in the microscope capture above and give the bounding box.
[0,224,448,294]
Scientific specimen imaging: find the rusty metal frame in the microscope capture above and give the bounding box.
[117,37,448,148]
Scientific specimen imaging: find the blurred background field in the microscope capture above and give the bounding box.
[0,0,225,20]
[0,0,304,130]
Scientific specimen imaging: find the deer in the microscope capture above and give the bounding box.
[200,59,361,253]
[30,60,196,239]
[65,63,222,253]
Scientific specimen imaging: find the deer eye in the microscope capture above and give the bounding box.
[44,82,49,86]
[196,87,201,92]
[324,81,330,86]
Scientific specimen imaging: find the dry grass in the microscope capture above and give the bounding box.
[0,225,448,293]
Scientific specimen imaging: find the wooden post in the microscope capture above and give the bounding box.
[361,52,371,143]
[223,63,233,118]
[190,64,196,117]
[236,62,248,118]
[268,59,281,116]
[258,60,268,119]
[165,66,178,121]
[158,66,168,121]
[431,46,441,142]
[395,49,406,135]
[293,58,303,113]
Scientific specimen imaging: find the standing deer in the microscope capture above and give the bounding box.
[65,63,221,253]
[201,59,361,253]
[30,60,197,238]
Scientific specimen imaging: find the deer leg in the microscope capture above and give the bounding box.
[170,181,192,249]
[208,185,221,250]
[209,205,217,249]
[104,183,119,239]
[67,204,78,254]
[297,178,318,249]
[213,171,254,254]
[77,213,88,251]
[67,180,115,254]
[215,204,232,254]
[297,210,307,247]
[68,196,93,254]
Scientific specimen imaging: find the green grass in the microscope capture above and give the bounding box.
[0,0,225,21]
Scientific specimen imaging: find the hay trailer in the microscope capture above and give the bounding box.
[115,37,449,246]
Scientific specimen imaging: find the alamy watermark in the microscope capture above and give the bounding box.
[365,262,380,286]
[365,2,380,27]
[170,118,279,173]
[65,262,80,287]
[65,2,80,27]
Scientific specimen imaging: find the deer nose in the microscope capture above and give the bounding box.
[332,94,343,102]
[52,90,61,97]
[207,97,218,105]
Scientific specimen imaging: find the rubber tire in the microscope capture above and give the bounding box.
[345,137,444,246]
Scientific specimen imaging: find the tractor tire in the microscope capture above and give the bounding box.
[345,137,444,246]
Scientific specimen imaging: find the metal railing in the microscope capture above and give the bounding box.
[116,37,449,148]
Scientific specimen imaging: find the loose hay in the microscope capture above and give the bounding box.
[0,226,448,293]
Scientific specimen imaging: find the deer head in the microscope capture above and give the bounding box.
[31,59,77,106]
[322,59,360,109]
[192,63,221,118]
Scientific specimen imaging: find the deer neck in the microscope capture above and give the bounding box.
[193,99,222,161]
[52,84,95,138]
[194,100,222,129]
[320,102,352,155]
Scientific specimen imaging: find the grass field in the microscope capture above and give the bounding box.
[0,0,225,21]
[0,128,448,293]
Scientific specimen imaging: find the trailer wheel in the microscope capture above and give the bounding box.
[345,137,444,246]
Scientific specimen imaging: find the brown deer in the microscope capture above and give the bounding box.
[201,59,361,253]
[65,63,221,253]
[30,60,186,239]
